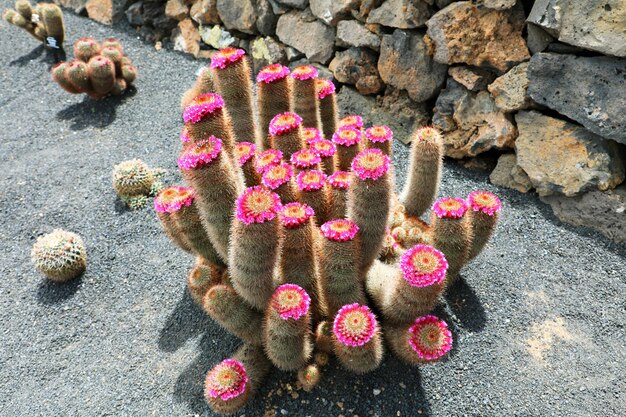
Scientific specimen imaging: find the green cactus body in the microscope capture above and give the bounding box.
[335,144,360,173]
[87,55,116,95]
[400,127,443,218]
[179,142,242,261]
[111,78,127,96]
[184,103,236,155]
[31,229,87,282]
[314,321,333,353]
[188,263,223,306]
[318,221,366,317]
[257,74,292,149]
[270,128,304,162]
[319,95,337,141]
[112,159,155,197]
[51,62,80,94]
[211,50,259,146]
[298,364,321,392]
[291,67,320,129]
[332,304,383,374]
[229,217,280,311]
[101,38,123,53]
[74,38,101,63]
[121,194,147,210]
[40,3,64,45]
[203,285,264,345]
[100,46,123,72]
[466,191,501,262]
[65,60,91,93]
[264,284,313,370]
[121,65,137,84]
[204,344,270,414]
[348,150,392,273]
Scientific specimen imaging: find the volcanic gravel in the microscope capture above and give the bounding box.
[1,7,625,417]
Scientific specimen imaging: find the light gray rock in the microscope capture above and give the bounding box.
[268,0,290,14]
[527,0,626,57]
[527,53,626,144]
[490,153,533,193]
[367,0,432,29]
[200,25,236,49]
[488,62,531,112]
[310,0,359,25]
[125,2,143,26]
[285,46,304,61]
[251,36,287,73]
[378,29,447,102]
[433,78,517,158]
[329,47,381,94]
[448,66,496,92]
[190,0,221,25]
[526,23,554,54]
[216,0,257,34]
[276,11,335,63]
[336,20,380,51]
[515,111,625,197]
[255,0,278,35]
[541,185,626,244]
[483,0,516,10]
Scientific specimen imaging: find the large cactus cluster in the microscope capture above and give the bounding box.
[3,0,64,48]
[51,37,137,99]
[155,48,502,414]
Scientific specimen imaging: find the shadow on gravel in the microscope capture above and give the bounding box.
[158,289,212,352]
[36,276,82,304]
[9,45,66,69]
[56,86,137,131]
[445,277,487,332]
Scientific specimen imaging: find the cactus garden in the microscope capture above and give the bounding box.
[1,3,625,417]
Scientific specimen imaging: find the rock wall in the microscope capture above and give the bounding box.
[59,0,626,243]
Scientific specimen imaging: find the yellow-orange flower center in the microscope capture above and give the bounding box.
[341,311,368,334]
[357,153,384,170]
[190,141,217,156]
[473,192,498,208]
[301,171,323,185]
[293,66,315,76]
[440,199,463,211]
[339,130,357,140]
[284,204,306,219]
[276,114,297,126]
[234,143,252,158]
[329,220,352,233]
[244,191,275,214]
[411,251,440,274]
[266,165,288,180]
[276,289,303,309]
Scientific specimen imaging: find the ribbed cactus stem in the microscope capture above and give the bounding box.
[178,138,243,260]
[385,315,452,365]
[265,284,313,370]
[276,203,320,308]
[154,188,196,254]
[298,364,321,392]
[228,187,282,310]
[210,48,259,145]
[31,229,87,282]
[314,321,333,353]
[121,65,137,84]
[204,344,270,414]
[318,220,366,317]
[203,284,264,345]
[309,138,337,175]
[256,64,292,149]
[87,55,115,95]
[430,198,473,286]
[332,304,383,373]
[40,3,65,45]
[101,46,123,72]
[51,62,80,94]
[365,125,393,156]
[269,112,305,161]
[182,93,236,155]
[296,170,329,225]
[187,262,223,306]
[347,149,392,273]
[74,37,100,62]
[333,127,362,172]
[400,127,444,218]
[316,79,338,140]
[291,65,320,129]
[466,191,501,261]
[327,171,351,220]
[65,60,90,93]
[233,142,260,187]
[261,163,297,203]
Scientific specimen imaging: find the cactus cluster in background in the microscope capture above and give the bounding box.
[31,229,86,282]
[51,38,137,99]
[157,48,502,414]
[112,159,165,210]
[3,0,64,48]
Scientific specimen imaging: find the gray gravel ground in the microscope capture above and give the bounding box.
[1,8,625,417]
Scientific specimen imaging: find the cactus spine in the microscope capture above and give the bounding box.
[296,170,329,225]
[327,171,352,220]
[233,142,260,187]
[256,64,292,149]
[365,125,394,156]
[269,112,305,161]
[309,138,337,175]
[385,315,452,365]
[187,262,223,306]
[31,229,87,282]
[4,1,64,46]
[332,304,383,373]
[316,79,338,140]
[466,191,501,261]
[291,65,320,129]
[298,364,322,392]
[182,93,236,154]
[333,126,362,172]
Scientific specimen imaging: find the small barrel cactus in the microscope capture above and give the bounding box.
[3,1,64,48]
[112,159,164,210]
[31,229,86,282]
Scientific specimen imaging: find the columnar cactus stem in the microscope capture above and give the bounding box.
[229,187,282,310]
[74,37,100,62]
[210,48,259,145]
[466,191,501,261]
[314,321,333,352]
[256,64,292,149]
[179,137,243,260]
[253,149,282,176]
[269,112,305,161]
[309,138,337,175]
[348,149,392,272]
[385,315,452,365]
[332,304,383,373]
[318,220,366,317]
[365,125,393,156]
[204,344,270,414]
[327,171,351,220]
[233,142,260,187]
[298,364,322,392]
[65,60,91,93]
[430,197,473,286]
[296,170,329,225]
[400,127,444,218]
[316,79,338,140]
[187,262,223,306]
[4,1,65,46]
[87,55,115,95]
[203,284,265,345]
[181,66,215,110]
[367,245,448,324]
[154,186,226,266]
[51,62,80,94]
[291,65,320,129]
[333,126,362,172]
[182,93,236,154]
[262,162,297,203]
[276,203,319,303]
[291,149,322,173]
[39,2,65,45]
[265,284,313,370]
